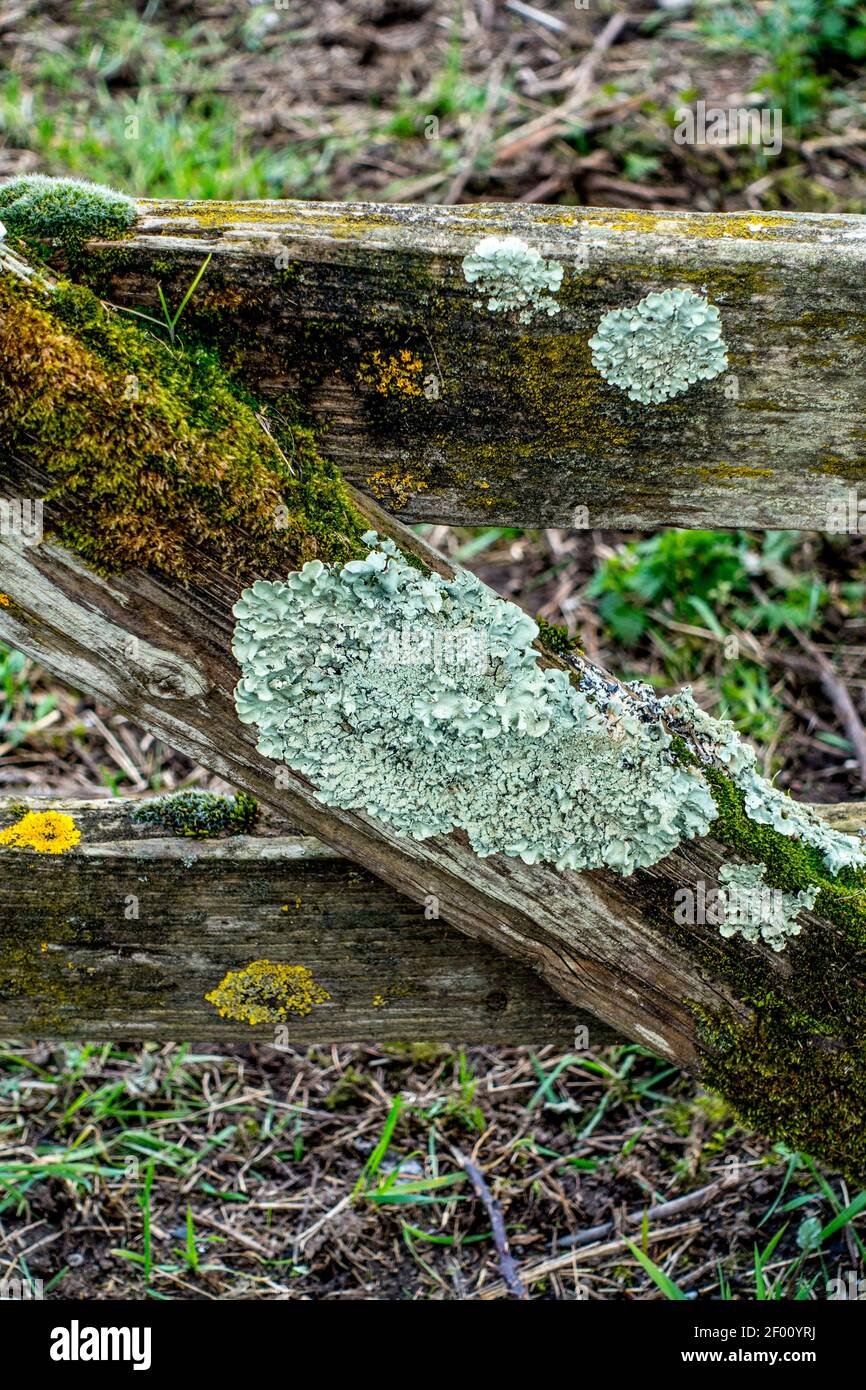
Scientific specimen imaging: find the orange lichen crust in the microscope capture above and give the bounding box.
[0,810,81,854]
[205,960,331,1025]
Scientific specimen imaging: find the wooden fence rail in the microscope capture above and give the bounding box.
[84,198,866,530]
[3,199,866,1174]
[0,797,591,1042]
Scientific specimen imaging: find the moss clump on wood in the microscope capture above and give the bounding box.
[661,739,866,1176]
[535,617,579,659]
[0,175,136,258]
[668,766,866,1177]
[692,997,866,1181]
[132,789,258,839]
[0,274,368,583]
[703,766,866,943]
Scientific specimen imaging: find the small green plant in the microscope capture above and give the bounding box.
[156,254,212,346]
[698,0,866,132]
[586,530,826,743]
[625,1237,687,1299]
[121,254,213,347]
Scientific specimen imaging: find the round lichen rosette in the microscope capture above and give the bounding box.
[461,234,563,323]
[589,287,728,405]
[232,533,717,876]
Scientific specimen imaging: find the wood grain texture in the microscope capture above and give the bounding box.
[4,525,864,1066]
[0,524,730,1062]
[2,226,865,1086]
[80,198,866,530]
[0,797,599,1042]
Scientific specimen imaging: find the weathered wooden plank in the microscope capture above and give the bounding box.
[80,199,866,530]
[0,796,597,1042]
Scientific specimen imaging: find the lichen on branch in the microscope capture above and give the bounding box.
[232,534,718,874]
[232,534,866,893]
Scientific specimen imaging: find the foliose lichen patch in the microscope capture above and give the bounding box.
[232,534,716,875]
[716,861,818,952]
[589,287,728,404]
[462,235,563,323]
[205,960,331,1025]
[231,534,866,887]
[663,688,866,874]
[0,810,80,855]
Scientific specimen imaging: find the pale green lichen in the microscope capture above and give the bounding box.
[0,174,135,253]
[588,288,728,404]
[232,534,716,875]
[461,235,563,323]
[662,688,866,874]
[716,861,818,952]
[229,533,864,886]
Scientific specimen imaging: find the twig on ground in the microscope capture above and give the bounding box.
[786,625,866,786]
[451,1146,527,1300]
[492,13,629,163]
[556,1172,743,1250]
[478,1219,703,1299]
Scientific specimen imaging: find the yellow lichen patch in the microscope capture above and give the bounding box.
[205,960,331,1025]
[697,464,775,481]
[0,593,10,607]
[580,208,814,240]
[369,468,428,511]
[358,348,424,397]
[372,982,414,1009]
[0,810,81,854]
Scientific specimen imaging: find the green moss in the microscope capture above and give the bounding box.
[703,767,866,942]
[0,175,135,258]
[658,742,866,1176]
[0,274,368,583]
[691,997,866,1180]
[132,789,258,838]
[536,617,579,658]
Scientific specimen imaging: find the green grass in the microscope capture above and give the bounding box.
[0,645,57,748]
[697,0,866,133]
[586,529,830,746]
[0,11,303,200]
[1,1041,864,1298]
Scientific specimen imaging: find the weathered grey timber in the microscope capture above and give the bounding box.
[78,198,866,530]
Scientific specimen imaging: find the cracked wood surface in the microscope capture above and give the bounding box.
[79,198,866,530]
[2,219,865,1070]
